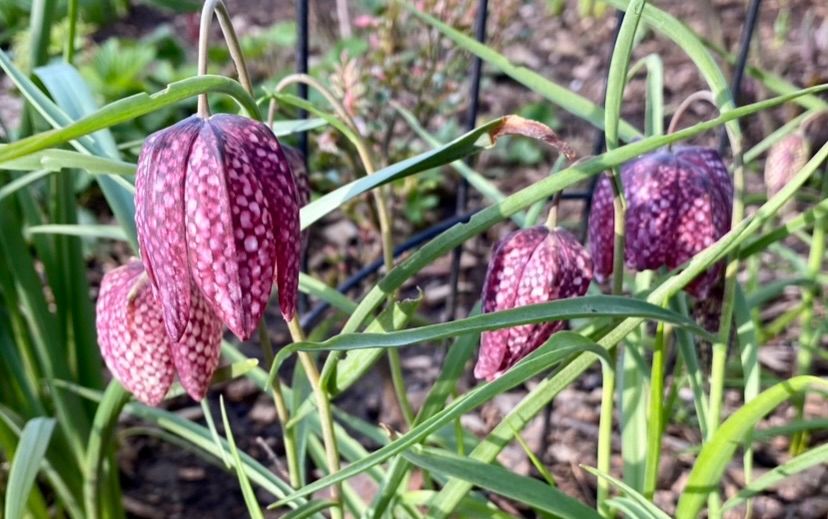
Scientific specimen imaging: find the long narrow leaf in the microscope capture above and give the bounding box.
[676,376,828,517]
[4,417,56,519]
[405,447,600,519]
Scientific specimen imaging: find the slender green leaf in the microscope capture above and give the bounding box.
[676,376,828,518]
[281,500,336,519]
[408,7,642,142]
[0,169,53,202]
[405,447,600,519]
[269,333,610,508]
[272,117,328,136]
[723,442,828,512]
[0,149,136,175]
[25,224,128,241]
[273,296,713,385]
[5,417,56,519]
[220,396,264,519]
[393,102,525,226]
[581,466,671,519]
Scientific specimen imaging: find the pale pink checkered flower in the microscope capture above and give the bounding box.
[764,132,809,197]
[135,114,301,342]
[474,226,593,381]
[588,147,733,298]
[96,260,223,404]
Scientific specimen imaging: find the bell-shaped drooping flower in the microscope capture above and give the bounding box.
[588,147,733,299]
[764,132,809,197]
[96,260,223,405]
[474,226,593,381]
[135,114,300,342]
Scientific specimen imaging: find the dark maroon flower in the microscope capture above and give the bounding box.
[135,114,301,342]
[587,147,733,298]
[96,260,223,404]
[474,226,593,381]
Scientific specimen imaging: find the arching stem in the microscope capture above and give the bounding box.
[287,316,343,519]
[197,0,254,117]
[273,74,414,425]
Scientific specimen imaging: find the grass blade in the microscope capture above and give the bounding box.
[722,442,828,511]
[676,376,828,517]
[4,417,56,519]
[405,447,600,519]
[219,396,264,519]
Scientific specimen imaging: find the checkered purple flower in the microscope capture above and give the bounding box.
[587,147,733,298]
[475,226,593,381]
[134,114,301,342]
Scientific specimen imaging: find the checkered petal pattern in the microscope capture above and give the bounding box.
[474,226,593,381]
[95,260,223,404]
[587,147,733,298]
[135,114,300,341]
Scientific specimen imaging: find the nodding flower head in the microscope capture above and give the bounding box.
[764,132,809,197]
[95,260,223,404]
[588,146,733,299]
[135,114,301,342]
[474,226,593,381]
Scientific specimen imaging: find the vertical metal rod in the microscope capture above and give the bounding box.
[581,9,626,241]
[297,0,310,313]
[719,0,762,153]
[446,0,489,320]
[296,0,310,158]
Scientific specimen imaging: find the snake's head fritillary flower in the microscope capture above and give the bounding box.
[135,114,300,342]
[588,146,733,299]
[764,132,809,197]
[96,260,223,404]
[474,226,593,381]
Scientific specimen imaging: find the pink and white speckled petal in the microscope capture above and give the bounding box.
[135,116,203,341]
[170,287,224,400]
[475,227,593,380]
[212,116,301,322]
[184,118,278,340]
[96,261,175,406]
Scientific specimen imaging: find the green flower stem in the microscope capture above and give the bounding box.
[274,74,414,426]
[790,168,828,454]
[643,316,670,499]
[597,0,644,513]
[288,316,343,519]
[197,0,254,117]
[83,381,130,519]
[257,321,301,488]
[707,118,746,519]
[64,0,78,64]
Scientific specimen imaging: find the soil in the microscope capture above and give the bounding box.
[4,0,828,517]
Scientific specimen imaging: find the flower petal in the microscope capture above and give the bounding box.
[587,174,615,282]
[135,116,203,341]
[184,116,279,340]
[475,227,592,380]
[623,152,680,271]
[96,260,174,406]
[169,286,224,400]
[215,116,302,322]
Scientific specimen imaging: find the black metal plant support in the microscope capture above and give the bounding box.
[719,0,763,153]
[297,0,310,313]
[446,0,489,321]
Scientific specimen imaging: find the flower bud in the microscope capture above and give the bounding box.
[764,131,809,197]
[588,147,733,298]
[96,260,223,404]
[474,226,593,381]
[135,114,301,341]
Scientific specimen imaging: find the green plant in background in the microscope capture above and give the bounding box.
[0,1,827,519]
